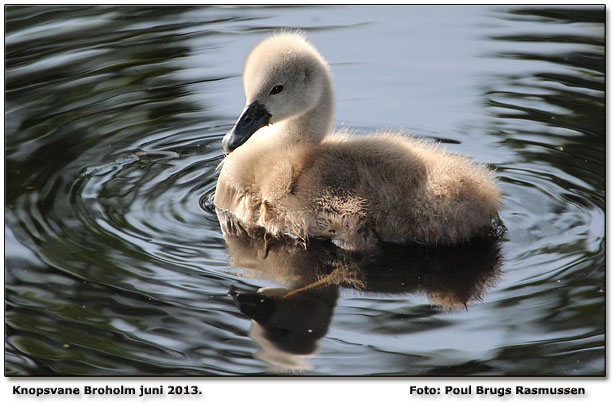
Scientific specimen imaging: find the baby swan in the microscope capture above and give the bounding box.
[215,32,502,251]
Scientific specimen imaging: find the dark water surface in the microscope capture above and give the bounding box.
[5,5,605,376]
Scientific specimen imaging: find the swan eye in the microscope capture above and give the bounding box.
[269,85,283,95]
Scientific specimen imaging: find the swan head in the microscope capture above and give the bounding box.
[223,32,332,153]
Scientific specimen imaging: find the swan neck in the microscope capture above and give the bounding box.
[280,75,334,144]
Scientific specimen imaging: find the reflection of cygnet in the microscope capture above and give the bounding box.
[231,286,338,373]
[249,322,313,373]
[223,220,502,372]
[215,32,502,250]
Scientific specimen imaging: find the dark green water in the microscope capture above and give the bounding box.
[4,5,605,376]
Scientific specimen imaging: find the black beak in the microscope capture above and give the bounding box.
[222,101,271,153]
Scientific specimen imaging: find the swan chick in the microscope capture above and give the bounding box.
[215,32,502,250]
